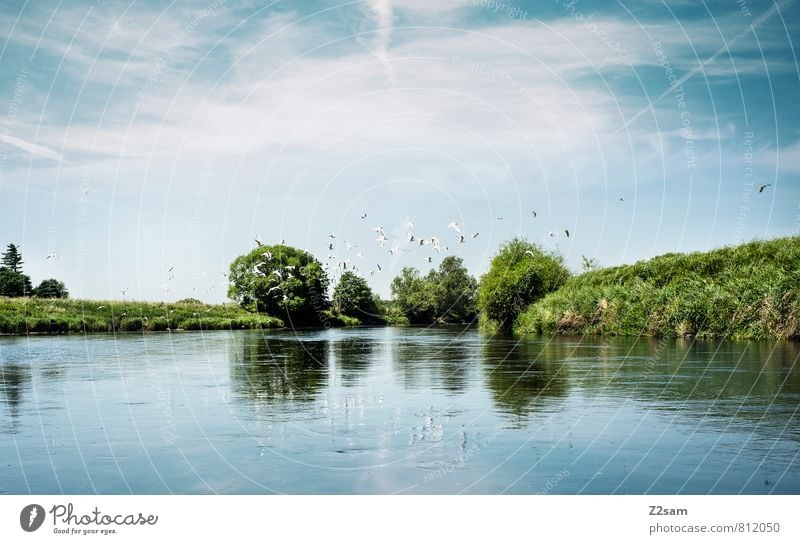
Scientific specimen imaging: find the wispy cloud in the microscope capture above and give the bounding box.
[362,0,395,85]
[0,132,65,162]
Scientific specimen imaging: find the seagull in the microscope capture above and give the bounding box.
[459,235,465,244]
[45,253,61,260]
[549,231,556,237]
[356,251,363,258]
[419,238,425,246]
[408,233,415,243]
[389,246,400,255]
[565,229,570,238]
[376,236,389,248]
[328,243,334,251]
[426,256,432,263]
[531,210,537,218]
[120,286,130,296]
[497,216,503,221]
[525,250,536,257]
[97,305,105,310]
[759,184,771,193]
[446,222,462,235]
[360,213,367,219]
[377,264,382,272]
[345,241,356,250]
[328,233,336,239]
[471,232,479,238]
[404,221,414,230]
[254,236,263,247]
[619,197,624,202]
[373,226,387,238]
[168,266,174,272]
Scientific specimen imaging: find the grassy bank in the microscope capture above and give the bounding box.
[0,297,283,334]
[515,237,800,340]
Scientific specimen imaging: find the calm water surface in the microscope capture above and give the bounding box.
[1,327,798,494]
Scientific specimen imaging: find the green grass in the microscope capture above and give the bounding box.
[0,297,283,334]
[515,237,800,340]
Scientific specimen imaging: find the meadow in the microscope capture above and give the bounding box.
[515,237,800,339]
[0,297,283,334]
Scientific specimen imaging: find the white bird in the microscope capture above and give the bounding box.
[345,241,356,250]
[408,233,415,243]
[426,256,432,263]
[262,251,273,260]
[328,232,336,239]
[121,286,130,296]
[447,222,461,235]
[532,210,537,218]
[459,235,465,244]
[404,221,414,230]
[472,232,479,238]
[360,213,368,219]
[497,216,503,221]
[328,243,334,251]
[376,236,389,248]
[45,253,61,260]
[373,226,387,237]
[389,246,400,255]
[377,264,382,272]
[254,235,263,247]
[525,250,536,257]
[356,251,363,258]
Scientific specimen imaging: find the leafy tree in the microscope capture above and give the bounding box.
[228,244,329,325]
[1,244,23,273]
[430,256,478,323]
[333,271,382,323]
[33,278,69,298]
[0,268,33,297]
[477,238,570,332]
[390,267,437,324]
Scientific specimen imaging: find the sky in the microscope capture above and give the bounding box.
[0,0,798,302]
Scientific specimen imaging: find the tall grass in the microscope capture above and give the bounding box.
[0,297,283,334]
[515,237,800,340]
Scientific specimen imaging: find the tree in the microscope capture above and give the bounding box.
[0,268,33,297]
[390,267,437,324]
[477,238,570,332]
[333,271,381,323]
[228,244,329,325]
[431,256,478,323]
[33,279,69,298]
[1,244,23,273]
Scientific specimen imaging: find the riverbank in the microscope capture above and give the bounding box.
[515,237,800,340]
[0,297,284,334]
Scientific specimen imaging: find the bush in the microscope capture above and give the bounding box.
[477,238,570,332]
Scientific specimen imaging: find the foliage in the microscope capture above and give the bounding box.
[1,244,23,273]
[0,297,283,334]
[333,271,383,324]
[33,278,69,299]
[477,238,570,332]
[390,267,438,324]
[390,258,479,324]
[228,244,329,326]
[516,236,800,340]
[0,267,33,297]
[429,256,478,322]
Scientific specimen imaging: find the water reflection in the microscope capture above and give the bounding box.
[230,334,328,404]
[0,361,30,427]
[481,336,571,423]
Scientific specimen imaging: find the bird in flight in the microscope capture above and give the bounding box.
[46,253,61,260]
[759,184,771,193]
[254,235,263,247]
[360,213,367,219]
[426,256,432,263]
[447,222,462,236]
[565,229,570,238]
[531,210,537,218]
[471,232,479,239]
[497,216,503,221]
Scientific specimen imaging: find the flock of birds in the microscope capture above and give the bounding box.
[44,183,776,301]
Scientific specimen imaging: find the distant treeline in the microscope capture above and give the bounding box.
[2,237,798,340]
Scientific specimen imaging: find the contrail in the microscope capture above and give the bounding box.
[614,0,794,134]
[0,132,65,162]
[363,0,395,86]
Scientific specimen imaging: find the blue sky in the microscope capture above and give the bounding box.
[0,0,798,301]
